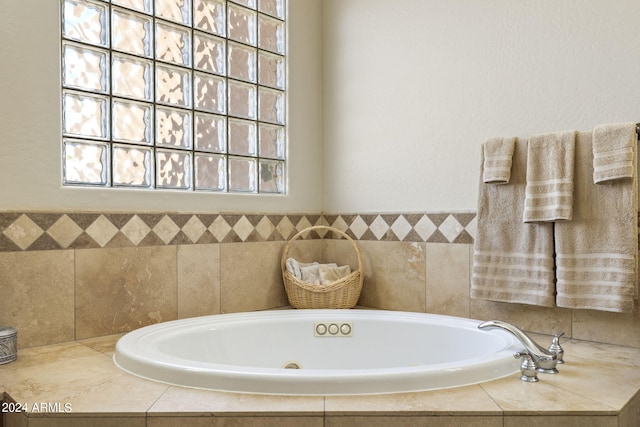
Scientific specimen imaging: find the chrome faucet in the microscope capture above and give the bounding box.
[478,320,559,374]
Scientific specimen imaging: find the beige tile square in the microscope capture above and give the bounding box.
[153,216,180,244]
[85,215,119,247]
[0,342,96,396]
[540,339,640,410]
[284,239,323,265]
[1,339,168,416]
[346,241,426,312]
[62,369,169,414]
[182,215,207,243]
[321,239,360,270]
[1,344,121,405]
[0,250,74,348]
[46,214,83,248]
[232,216,254,241]
[178,244,221,318]
[425,243,471,317]
[220,241,289,313]
[480,376,615,414]
[75,246,178,339]
[469,298,571,336]
[2,214,43,250]
[324,386,501,416]
[0,342,96,374]
[209,216,232,242]
[120,215,152,246]
[276,216,297,240]
[255,216,276,240]
[571,308,640,348]
[149,387,324,416]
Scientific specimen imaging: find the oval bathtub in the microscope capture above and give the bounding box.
[113,309,521,395]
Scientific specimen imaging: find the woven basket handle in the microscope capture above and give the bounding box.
[281,225,364,274]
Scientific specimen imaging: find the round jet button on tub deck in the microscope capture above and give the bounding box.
[315,324,327,335]
[328,323,339,335]
[340,323,351,335]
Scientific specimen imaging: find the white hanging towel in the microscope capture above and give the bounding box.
[592,122,636,184]
[555,129,638,312]
[482,136,516,184]
[523,131,575,223]
[471,138,556,307]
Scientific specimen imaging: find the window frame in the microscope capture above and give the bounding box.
[60,0,287,194]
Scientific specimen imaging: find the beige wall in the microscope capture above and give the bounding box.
[322,0,640,213]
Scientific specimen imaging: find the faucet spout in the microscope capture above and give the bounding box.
[478,320,558,373]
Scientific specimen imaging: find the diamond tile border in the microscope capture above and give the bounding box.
[0,211,478,252]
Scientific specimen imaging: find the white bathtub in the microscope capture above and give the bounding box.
[113,309,521,395]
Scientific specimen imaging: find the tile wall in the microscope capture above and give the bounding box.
[0,211,638,350]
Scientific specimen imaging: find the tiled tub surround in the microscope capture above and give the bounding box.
[0,211,477,349]
[1,330,640,426]
[1,211,640,425]
[2,210,638,350]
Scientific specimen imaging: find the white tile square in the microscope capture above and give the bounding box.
[349,215,368,239]
[233,215,254,241]
[390,216,412,241]
[153,215,180,244]
[120,215,152,245]
[209,216,232,241]
[439,215,464,242]
[46,214,83,248]
[86,215,119,247]
[413,215,437,241]
[255,216,275,240]
[369,215,389,240]
[182,215,207,243]
[276,216,296,240]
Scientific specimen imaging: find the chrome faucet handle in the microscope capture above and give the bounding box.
[514,351,539,382]
[547,332,565,364]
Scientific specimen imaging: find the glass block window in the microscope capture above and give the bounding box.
[61,0,286,193]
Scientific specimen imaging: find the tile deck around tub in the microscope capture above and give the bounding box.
[1,328,639,426]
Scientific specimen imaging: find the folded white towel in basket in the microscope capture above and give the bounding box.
[286,258,351,285]
[319,264,351,285]
[300,263,336,285]
[285,258,318,280]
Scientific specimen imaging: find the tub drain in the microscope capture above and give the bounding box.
[283,361,301,369]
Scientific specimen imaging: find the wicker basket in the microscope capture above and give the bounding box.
[281,225,364,309]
